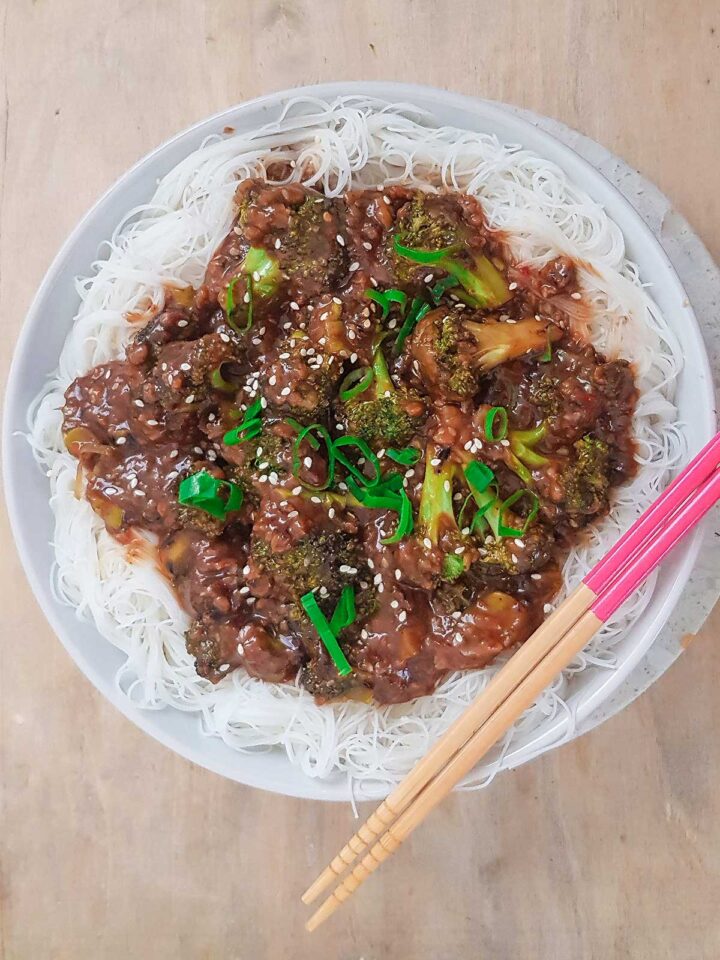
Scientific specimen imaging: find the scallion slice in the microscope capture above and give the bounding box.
[394,297,431,355]
[484,406,509,442]
[329,584,357,636]
[300,591,352,677]
[386,447,421,467]
[178,471,243,520]
[333,436,381,486]
[497,489,540,537]
[429,275,459,304]
[364,288,408,319]
[339,366,374,401]
[381,488,414,544]
[291,423,335,490]
[393,237,461,263]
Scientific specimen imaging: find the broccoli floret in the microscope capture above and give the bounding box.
[409,307,562,401]
[563,435,610,517]
[476,525,552,576]
[226,423,293,504]
[390,194,462,284]
[263,334,337,423]
[341,344,425,449]
[282,196,346,287]
[417,445,471,582]
[251,530,362,605]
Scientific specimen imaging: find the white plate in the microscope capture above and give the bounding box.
[4,82,715,801]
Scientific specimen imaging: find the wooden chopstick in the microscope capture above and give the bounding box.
[302,432,720,909]
[304,439,720,931]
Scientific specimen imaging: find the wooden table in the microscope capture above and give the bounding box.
[1,3,718,957]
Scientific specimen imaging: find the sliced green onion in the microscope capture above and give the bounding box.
[300,591,352,677]
[484,406,509,442]
[464,460,495,494]
[223,419,262,445]
[381,488,414,544]
[339,367,374,402]
[333,436,381,487]
[225,277,239,316]
[394,297,431,355]
[393,237,460,263]
[329,584,356,636]
[386,447,421,467]
[364,288,408,319]
[178,470,243,520]
[346,479,401,510]
[292,424,335,490]
[497,488,540,537]
[430,275,459,304]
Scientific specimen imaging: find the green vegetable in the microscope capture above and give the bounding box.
[365,288,408,319]
[291,423,335,491]
[300,591,353,677]
[394,297,431,356]
[329,584,357,636]
[497,489,540,537]
[508,422,549,485]
[340,344,425,449]
[417,446,470,581]
[386,447,421,467]
[430,275,459,304]
[178,471,243,520]
[243,246,280,298]
[210,366,237,394]
[223,396,264,446]
[484,407,509,442]
[333,435,381,487]
[338,367,374,402]
[394,237,511,308]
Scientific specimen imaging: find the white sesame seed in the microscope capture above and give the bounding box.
[514,538,525,548]
[451,611,462,620]
[146,419,158,426]
[304,456,312,468]
[508,282,518,291]
[336,234,345,246]
[571,291,582,300]
[116,437,127,445]
[185,395,195,404]
[180,363,191,371]
[430,457,441,466]
[531,573,542,580]
[239,586,250,595]
[350,352,358,363]
[373,573,382,585]
[219,663,230,673]
[423,537,432,549]
[328,507,335,519]
[511,554,519,563]
[362,241,372,250]
[242,565,250,576]
[390,600,399,609]
[280,386,291,396]
[500,438,510,447]
[394,569,401,580]
[252,271,261,282]
[454,546,465,554]
[290,301,300,311]
[543,603,553,614]
[133,399,144,407]
[424,273,433,283]
[311,496,322,504]
[398,610,407,623]
[288,510,299,519]
[443,480,451,493]
[236,643,244,655]
[170,450,178,459]
[333,297,342,305]
[177,319,188,327]
[404,468,414,478]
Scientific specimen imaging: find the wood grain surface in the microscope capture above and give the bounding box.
[1,2,719,958]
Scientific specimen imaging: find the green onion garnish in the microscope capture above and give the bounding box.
[178,470,243,520]
[223,397,264,445]
[497,489,540,537]
[464,460,495,494]
[333,436,381,486]
[394,297,431,355]
[364,288,408,319]
[429,275,458,304]
[386,447,421,467]
[338,366,374,401]
[292,423,335,490]
[393,237,461,263]
[484,406,509,442]
[300,591,352,677]
[381,488,414,544]
[329,584,357,636]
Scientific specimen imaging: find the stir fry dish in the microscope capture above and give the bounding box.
[62,180,638,704]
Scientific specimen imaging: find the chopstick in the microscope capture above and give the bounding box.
[303,433,720,930]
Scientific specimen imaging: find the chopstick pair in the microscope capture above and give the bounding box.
[303,431,720,932]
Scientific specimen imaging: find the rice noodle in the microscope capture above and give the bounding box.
[28,97,684,798]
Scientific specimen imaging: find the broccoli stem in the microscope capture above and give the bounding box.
[371,346,395,397]
[442,255,511,308]
[243,246,280,298]
[508,423,549,484]
[418,447,456,544]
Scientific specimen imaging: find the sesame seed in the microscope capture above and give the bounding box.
[443,480,451,493]
[290,301,299,311]
[453,632,463,646]
[336,234,345,246]
[304,456,312,468]
[404,469,414,478]
[219,333,230,343]
[394,569,401,580]
[219,664,230,673]
[373,573,382,585]
[170,450,178,459]
[116,437,127,445]
[146,419,158,426]
[461,527,470,536]
[398,610,407,623]
[288,510,299,519]
[177,319,188,327]
[185,395,195,404]
[328,507,335,519]
[511,554,519,563]
[571,291,582,300]
[500,438,510,447]
[424,273,433,283]
[180,363,191,371]
[269,375,277,386]
[531,573,542,580]
[543,603,553,614]
[311,496,322,504]
[383,195,390,204]
[333,297,342,305]
[239,586,250,595]
[133,399,144,407]
[242,565,250,576]
[454,546,465,554]
[514,538,525,548]
[280,387,291,396]
[430,457,441,466]
[451,611,462,620]
[423,537,432,549]
[252,271,261,282]
[362,241,372,250]
[508,282,518,291]
[244,292,251,304]
[292,486,302,495]
[390,600,399,609]
[236,643,244,655]
[350,352,358,363]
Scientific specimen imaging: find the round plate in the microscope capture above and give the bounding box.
[4,82,715,801]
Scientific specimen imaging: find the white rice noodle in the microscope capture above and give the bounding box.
[28,97,684,797]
